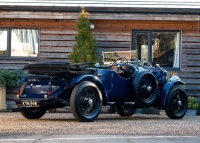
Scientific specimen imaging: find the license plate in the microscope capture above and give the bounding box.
[21,100,39,107]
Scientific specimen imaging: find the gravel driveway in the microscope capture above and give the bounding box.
[0,111,200,137]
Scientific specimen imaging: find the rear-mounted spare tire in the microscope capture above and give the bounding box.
[132,71,158,107]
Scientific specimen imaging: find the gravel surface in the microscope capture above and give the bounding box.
[0,111,200,137]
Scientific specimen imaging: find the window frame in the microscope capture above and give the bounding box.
[131,30,181,70]
[0,28,40,60]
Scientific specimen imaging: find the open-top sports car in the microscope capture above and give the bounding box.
[12,56,188,122]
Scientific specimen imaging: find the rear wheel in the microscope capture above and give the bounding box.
[114,104,136,117]
[165,86,187,119]
[70,81,102,122]
[20,109,47,119]
[19,82,46,119]
[132,72,158,107]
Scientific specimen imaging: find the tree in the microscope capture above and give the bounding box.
[69,8,98,63]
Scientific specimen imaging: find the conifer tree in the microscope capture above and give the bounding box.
[69,8,98,63]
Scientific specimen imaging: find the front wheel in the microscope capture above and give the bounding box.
[20,109,47,119]
[114,104,136,117]
[70,81,102,122]
[165,86,187,119]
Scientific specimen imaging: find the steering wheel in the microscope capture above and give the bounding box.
[112,57,128,72]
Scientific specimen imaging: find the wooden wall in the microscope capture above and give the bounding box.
[180,31,200,99]
[1,12,200,108]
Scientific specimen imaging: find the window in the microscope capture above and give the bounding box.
[0,28,39,58]
[0,29,8,56]
[131,30,180,69]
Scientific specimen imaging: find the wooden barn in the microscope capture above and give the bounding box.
[0,0,200,109]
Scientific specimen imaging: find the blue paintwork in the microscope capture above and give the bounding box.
[17,77,26,84]
[24,78,68,98]
[97,69,112,91]
[70,74,101,85]
[25,84,50,98]
[107,71,132,99]
[97,68,133,98]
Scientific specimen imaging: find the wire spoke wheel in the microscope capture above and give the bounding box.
[70,81,102,122]
[165,86,187,119]
[171,91,185,116]
[133,72,158,107]
[139,76,156,104]
[78,87,98,116]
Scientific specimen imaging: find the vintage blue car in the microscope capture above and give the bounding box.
[13,57,188,122]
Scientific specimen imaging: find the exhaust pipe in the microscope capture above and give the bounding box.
[12,108,25,112]
[12,107,46,112]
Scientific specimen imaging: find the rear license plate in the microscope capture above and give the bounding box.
[21,100,39,107]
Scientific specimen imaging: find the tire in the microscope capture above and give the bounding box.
[114,104,136,117]
[70,81,102,122]
[165,86,187,119]
[19,82,46,119]
[20,109,47,119]
[132,71,158,107]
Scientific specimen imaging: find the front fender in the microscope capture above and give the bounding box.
[161,80,185,109]
[70,74,108,106]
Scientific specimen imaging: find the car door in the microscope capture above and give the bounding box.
[108,71,132,99]
[97,69,112,91]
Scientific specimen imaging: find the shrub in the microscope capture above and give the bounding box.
[0,69,23,88]
[188,96,199,109]
[68,7,99,63]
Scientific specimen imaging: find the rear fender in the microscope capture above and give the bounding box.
[70,75,108,105]
[161,80,185,109]
[17,77,27,84]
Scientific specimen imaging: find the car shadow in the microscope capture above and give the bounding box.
[97,114,169,121]
[39,114,170,122]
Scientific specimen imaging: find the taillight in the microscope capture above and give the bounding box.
[48,91,52,95]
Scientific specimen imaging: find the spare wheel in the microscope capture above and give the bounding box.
[132,71,158,107]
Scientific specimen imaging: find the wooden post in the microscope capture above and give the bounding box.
[0,85,7,110]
